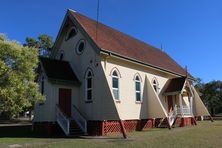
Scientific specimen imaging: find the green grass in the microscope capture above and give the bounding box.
[0,121,222,148]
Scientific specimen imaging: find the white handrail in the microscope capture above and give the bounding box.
[56,105,70,136]
[182,106,191,115]
[175,106,192,115]
[168,105,192,127]
[72,105,87,134]
[169,106,177,126]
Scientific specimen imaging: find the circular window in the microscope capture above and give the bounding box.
[76,39,86,55]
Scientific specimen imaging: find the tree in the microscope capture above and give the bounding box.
[0,34,44,119]
[195,78,222,116]
[201,81,222,116]
[24,34,53,56]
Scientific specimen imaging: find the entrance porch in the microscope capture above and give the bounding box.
[166,93,193,117]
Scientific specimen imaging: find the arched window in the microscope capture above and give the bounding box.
[152,78,159,93]
[41,76,44,95]
[65,27,77,41]
[112,70,120,100]
[59,50,64,60]
[85,69,93,101]
[135,75,141,102]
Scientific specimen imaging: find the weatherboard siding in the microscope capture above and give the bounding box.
[100,57,171,120]
[54,23,112,120]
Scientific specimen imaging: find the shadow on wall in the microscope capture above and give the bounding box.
[138,76,149,129]
[96,62,120,120]
[158,79,171,112]
[139,75,149,119]
[139,76,168,129]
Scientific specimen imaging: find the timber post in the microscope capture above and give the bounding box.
[209,116,214,122]
[119,120,127,139]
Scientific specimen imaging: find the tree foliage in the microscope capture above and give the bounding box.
[0,34,44,119]
[24,34,53,56]
[195,78,222,116]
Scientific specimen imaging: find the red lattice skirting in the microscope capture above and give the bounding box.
[87,119,154,136]
[33,117,196,136]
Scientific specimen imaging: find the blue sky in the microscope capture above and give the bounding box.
[1,0,221,82]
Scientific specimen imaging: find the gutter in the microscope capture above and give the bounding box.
[100,48,195,81]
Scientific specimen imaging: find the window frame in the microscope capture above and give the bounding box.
[41,75,44,95]
[59,50,64,60]
[65,27,77,41]
[85,69,93,102]
[135,75,142,102]
[76,39,86,55]
[112,70,120,101]
[152,77,159,94]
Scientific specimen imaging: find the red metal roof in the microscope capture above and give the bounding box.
[40,57,80,84]
[70,10,187,77]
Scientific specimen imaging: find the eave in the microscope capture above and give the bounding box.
[100,48,196,81]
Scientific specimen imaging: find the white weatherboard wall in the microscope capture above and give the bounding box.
[52,20,119,121]
[34,76,79,122]
[101,57,171,120]
[34,74,54,122]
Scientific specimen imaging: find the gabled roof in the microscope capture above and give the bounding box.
[164,77,186,95]
[69,10,190,78]
[39,57,80,84]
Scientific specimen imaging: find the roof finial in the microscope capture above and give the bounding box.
[160,43,164,52]
[96,0,100,41]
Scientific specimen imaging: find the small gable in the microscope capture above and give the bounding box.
[39,57,80,85]
[164,77,186,95]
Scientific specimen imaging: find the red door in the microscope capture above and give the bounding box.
[59,88,71,117]
[168,96,173,113]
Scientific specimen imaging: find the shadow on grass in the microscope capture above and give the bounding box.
[0,124,125,140]
[0,124,68,139]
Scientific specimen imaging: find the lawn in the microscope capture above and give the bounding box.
[0,121,222,148]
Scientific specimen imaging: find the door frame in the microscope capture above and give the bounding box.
[58,88,72,117]
[168,95,173,113]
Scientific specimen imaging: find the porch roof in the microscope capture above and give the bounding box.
[163,77,186,95]
[39,57,80,85]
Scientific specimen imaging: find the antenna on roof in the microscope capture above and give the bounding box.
[96,0,100,41]
[160,43,164,52]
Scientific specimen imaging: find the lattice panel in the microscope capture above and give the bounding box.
[103,119,154,135]
[141,119,154,129]
[104,121,121,134]
[124,120,138,132]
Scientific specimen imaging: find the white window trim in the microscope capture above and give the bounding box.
[41,75,44,95]
[135,76,142,102]
[59,50,64,60]
[112,71,120,101]
[76,39,86,55]
[85,70,93,102]
[65,26,77,41]
[152,78,160,94]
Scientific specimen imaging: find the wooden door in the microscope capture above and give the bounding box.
[59,88,71,117]
[168,96,173,113]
